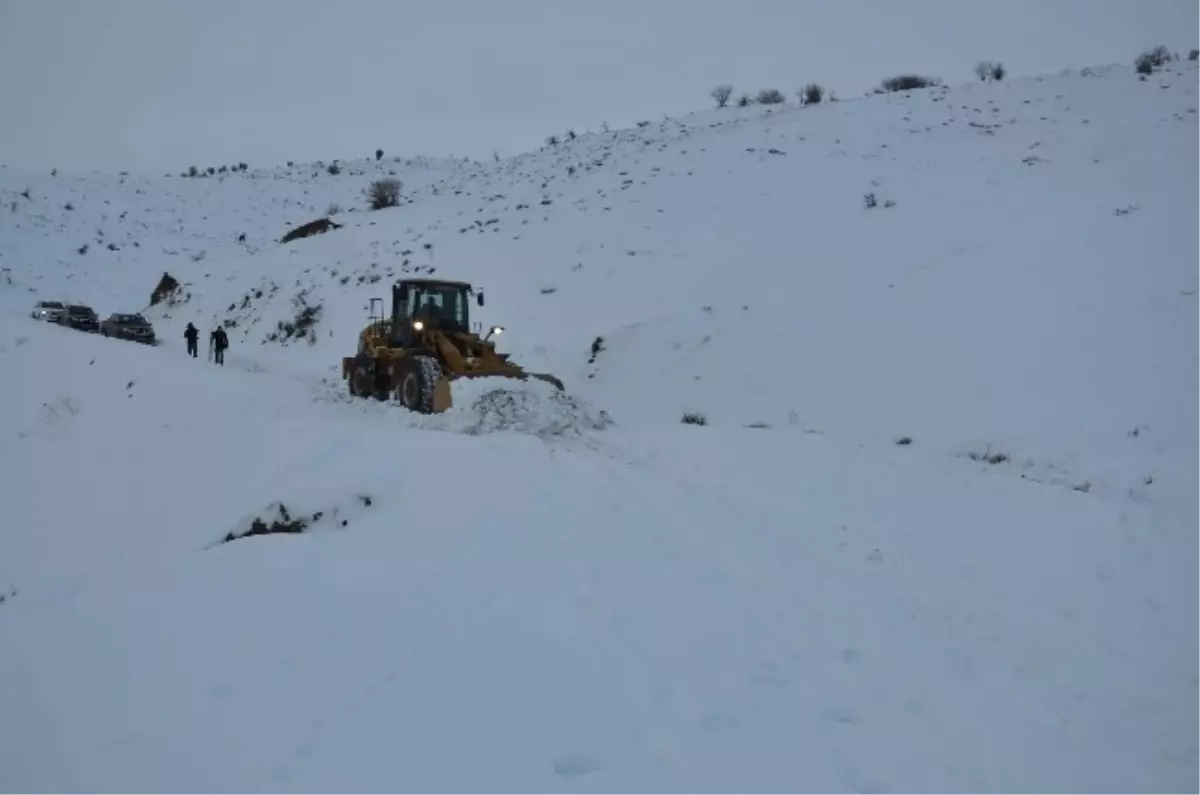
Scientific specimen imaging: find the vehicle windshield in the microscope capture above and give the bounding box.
[68,306,94,315]
[410,285,469,330]
[39,301,64,308]
[115,314,146,324]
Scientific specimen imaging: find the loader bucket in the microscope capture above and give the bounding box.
[430,369,565,414]
[431,375,454,414]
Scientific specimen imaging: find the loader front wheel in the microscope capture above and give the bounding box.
[397,355,444,414]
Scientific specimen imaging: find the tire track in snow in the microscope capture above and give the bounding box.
[536,445,865,786]
[536,447,693,777]
[558,441,882,791]
[266,509,542,787]
[264,443,639,789]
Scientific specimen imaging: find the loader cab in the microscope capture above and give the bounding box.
[390,279,484,345]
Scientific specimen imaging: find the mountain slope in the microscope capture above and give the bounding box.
[0,59,1196,793]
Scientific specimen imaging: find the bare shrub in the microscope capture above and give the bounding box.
[736,93,752,107]
[365,178,402,210]
[266,292,322,345]
[968,448,1009,465]
[327,162,341,176]
[879,74,942,92]
[756,88,786,105]
[975,61,1006,81]
[1135,45,1172,75]
[801,83,824,104]
[375,148,384,161]
[711,84,734,108]
[1189,49,1199,61]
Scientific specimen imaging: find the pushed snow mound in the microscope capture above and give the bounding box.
[420,377,615,439]
[313,374,614,440]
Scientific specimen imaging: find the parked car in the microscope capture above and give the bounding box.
[100,312,157,344]
[58,304,100,333]
[31,300,66,323]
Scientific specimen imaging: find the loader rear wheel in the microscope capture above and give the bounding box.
[397,355,443,414]
[348,359,367,398]
[349,356,385,400]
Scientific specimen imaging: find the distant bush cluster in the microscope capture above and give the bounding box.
[709,69,958,110]
[755,88,786,105]
[710,82,829,109]
[543,128,580,148]
[875,74,943,93]
[183,162,248,178]
[1135,45,1173,75]
[974,61,1006,81]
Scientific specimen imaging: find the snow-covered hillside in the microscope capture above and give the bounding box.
[1,58,1196,793]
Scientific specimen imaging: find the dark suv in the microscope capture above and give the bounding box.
[100,312,157,345]
[58,304,100,332]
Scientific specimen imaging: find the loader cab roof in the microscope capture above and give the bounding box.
[391,279,483,336]
[394,278,474,291]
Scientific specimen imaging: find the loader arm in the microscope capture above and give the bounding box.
[432,330,469,372]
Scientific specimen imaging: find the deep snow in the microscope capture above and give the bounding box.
[0,58,1196,793]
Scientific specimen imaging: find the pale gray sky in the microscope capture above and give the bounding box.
[1,0,1195,174]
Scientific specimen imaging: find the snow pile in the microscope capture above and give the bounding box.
[309,370,614,441]
[424,377,615,439]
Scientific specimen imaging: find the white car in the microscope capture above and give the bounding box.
[31,300,66,323]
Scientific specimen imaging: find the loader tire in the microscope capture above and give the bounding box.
[398,355,443,414]
[348,356,370,398]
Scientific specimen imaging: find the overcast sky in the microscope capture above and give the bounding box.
[1,0,1195,174]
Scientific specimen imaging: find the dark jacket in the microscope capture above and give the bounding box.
[184,324,199,341]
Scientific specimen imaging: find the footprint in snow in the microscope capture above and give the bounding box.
[823,704,858,725]
[697,712,741,733]
[552,752,606,778]
[750,661,789,689]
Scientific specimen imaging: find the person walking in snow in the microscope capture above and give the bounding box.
[211,326,229,365]
[184,322,199,358]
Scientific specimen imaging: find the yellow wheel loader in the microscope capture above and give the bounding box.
[340,278,565,414]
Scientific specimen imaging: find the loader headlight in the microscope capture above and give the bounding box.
[412,320,424,331]
[490,325,504,336]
